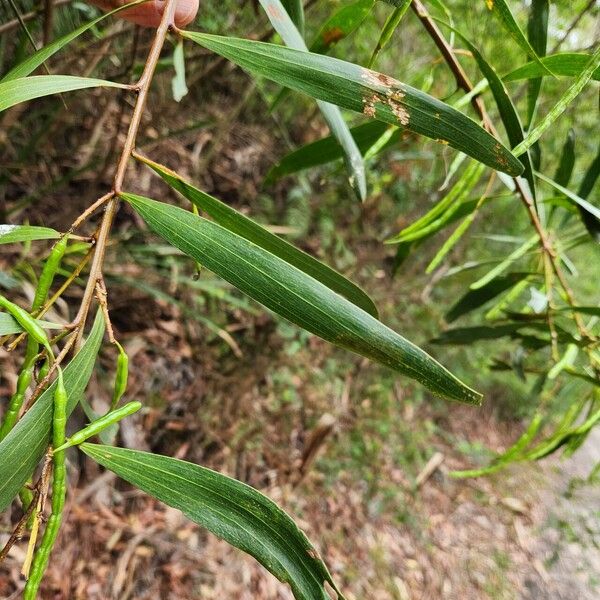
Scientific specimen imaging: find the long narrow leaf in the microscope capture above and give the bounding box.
[124,193,482,404]
[0,313,61,335]
[265,121,401,183]
[369,0,411,68]
[280,0,304,36]
[436,21,536,201]
[0,310,104,511]
[470,235,538,290]
[0,224,59,244]
[81,444,343,600]
[554,129,575,187]
[536,172,600,221]
[513,46,600,156]
[1,0,150,82]
[135,154,379,317]
[446,272,530,322]
[259,0,366,199]
[272,0,374,110]
[503,53,600,82]
[181,31,523,176]
[387,160,485,243]
[525,0,549,126]
[451,412,543,478]
[425,190,488,273]
[485,0,552,76]
[0,75,128,113]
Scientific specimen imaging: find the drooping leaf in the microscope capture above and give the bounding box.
[425,188,489,274]
[451,411,544,478]
[554,129,575,187]
[369,0,411,68]
[431,323,525,345]
[259,0,366,200]
[1,0,150,82]
[578,144,600,199]
[310,0,374,54]
[503,53,600,82]
[436,21,536,201]
[536,171,600,227]
[135,154,378,317]
[526,406,600,461]
[271,0,374,110]
[387,160,485,243]
[81,444,344,600]
[571,143,600,241]
[484,0,552,76]
[181,31,523,175]
[470,235,538,290]
[513,46,600,156]
[433,321,582,349]
[0,312,61,335]
[0,75,128,113]
[445,272,530,322]
[124,193,482,404]
[279,0,304,36]
[0,224,59,244]
[0,310,104,511]
[265,121,401,183]
[525,0,549,126]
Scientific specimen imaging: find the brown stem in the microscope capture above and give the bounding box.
[410,0,487,120]
[69,192,114,232]
[0,494,38,562]
[43,0,54,45]
[96,278,115,343]
[543,253,559,361]
[72,0,179,349]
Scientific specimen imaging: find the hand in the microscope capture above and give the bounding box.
[88,0,199,28]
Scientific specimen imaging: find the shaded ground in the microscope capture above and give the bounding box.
[1,337,599,599]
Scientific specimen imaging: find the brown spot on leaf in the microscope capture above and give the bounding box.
[307,547,321,561]
[360,68,402,92]
[389,89,406,102]
[388,99,410,126]
[362,94,379,118]
[322,27,345,47]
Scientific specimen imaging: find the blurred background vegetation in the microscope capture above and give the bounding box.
[0,0,599,598]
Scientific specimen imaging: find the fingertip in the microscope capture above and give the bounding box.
[173,0,199,27]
